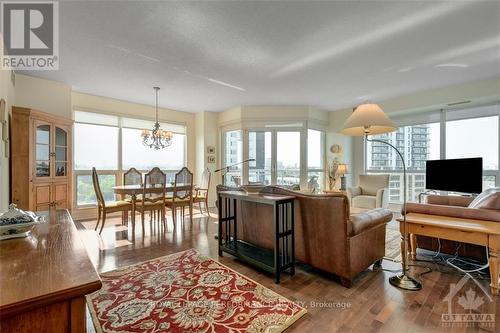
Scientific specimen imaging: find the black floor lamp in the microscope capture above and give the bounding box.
[341,103,422,291]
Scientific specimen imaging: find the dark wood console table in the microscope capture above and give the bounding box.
[0,209,102,332]
[218,191,296,283]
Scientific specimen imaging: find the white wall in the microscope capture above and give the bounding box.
[194,111,219,207]
[0,68,15,212]
[327,109,354,189]
[15,74,72,118]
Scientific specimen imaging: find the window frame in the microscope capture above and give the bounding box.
[222,124,326,190]
[72,110,187,210]
[363,103,500,203]
[306,128,326,192]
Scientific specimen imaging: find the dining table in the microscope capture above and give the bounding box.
[112,183,192,227]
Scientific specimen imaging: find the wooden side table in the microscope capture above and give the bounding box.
[218,191,296,283]
[397,213,500,295]
[323,189,346,194]
[0,209,102,332]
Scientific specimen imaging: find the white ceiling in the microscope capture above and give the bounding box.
[25,1,500,112]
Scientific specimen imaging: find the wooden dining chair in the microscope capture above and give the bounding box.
[123,167,143,187]
[92,167,132,234]
[193,167,211,216]
[135,167,167,227]
[122,167,143,222]
[165,167,194,223]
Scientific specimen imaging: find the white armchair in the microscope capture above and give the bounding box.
[347,174,390,210]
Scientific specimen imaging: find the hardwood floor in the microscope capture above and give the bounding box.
[77,209,499,333]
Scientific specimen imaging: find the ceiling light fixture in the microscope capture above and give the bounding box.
[434,63,469,68]
[141,87,173,150]
[208,78,246,91]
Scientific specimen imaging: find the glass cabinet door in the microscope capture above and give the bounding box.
[54,126,69,177]
[35,123,51,178]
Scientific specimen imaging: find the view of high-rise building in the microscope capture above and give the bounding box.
[366,124,435,202]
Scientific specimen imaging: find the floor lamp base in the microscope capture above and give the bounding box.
[389,274,422,291]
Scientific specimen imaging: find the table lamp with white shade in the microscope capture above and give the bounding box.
[341,103,422,291]
[336,164,349,191]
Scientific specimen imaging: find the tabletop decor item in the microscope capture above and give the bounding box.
[0,204,42,240]
[328,159,339,190]
[336,163,349,191]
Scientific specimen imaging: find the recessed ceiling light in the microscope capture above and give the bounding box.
[357,95,373,101]
[447,100,471,106]
[434,63,469,68]
[398,67,413,73]
[207,78,245,91]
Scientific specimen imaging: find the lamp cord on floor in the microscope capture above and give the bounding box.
[376,239,490,281]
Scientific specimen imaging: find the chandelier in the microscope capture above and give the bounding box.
[141,87,173,149]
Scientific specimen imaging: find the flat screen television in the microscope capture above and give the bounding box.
[425,158,483,194]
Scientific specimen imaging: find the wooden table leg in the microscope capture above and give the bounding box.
[131,194,136,231]
[410,233,417,260]
[488,235,499,296]
[70,296,86,333]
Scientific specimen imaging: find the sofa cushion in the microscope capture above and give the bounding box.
[426,194,473,207]
[352,195,377,209]
[405,202,500,222]
[349,208,393,236]
[468,188,500,210]
[359,174,389,196]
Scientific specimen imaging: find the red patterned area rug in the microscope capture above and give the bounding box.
[87,249,306,333]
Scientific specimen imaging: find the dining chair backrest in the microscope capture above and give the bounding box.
[123,167,143,186]
[199,168,211,190]
[174,167,193,200]
[143,167,166,202]
[92,167,105,207]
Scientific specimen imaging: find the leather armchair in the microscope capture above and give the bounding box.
[347,174,389,210]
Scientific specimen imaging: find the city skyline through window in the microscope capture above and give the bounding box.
[366,105,500,203]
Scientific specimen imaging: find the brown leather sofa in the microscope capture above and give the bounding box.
[405,194,500,261]
[217,185,393,287]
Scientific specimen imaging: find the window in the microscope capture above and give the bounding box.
[76,174,116,206]
[366,123,440,202]
[276,131,301,187]
[307,129,325,192]
[73,111,187,208]
[74,123,119,170]
[223,130,242,186]
[365,103,500,203]
[446,116,498,171]
[248,131,272,185]
[122,128,186,172]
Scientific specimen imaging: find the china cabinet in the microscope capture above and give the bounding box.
[10,107,73,211]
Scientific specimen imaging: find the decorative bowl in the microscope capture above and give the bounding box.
[0,204,42,240]
[243,185,265,194]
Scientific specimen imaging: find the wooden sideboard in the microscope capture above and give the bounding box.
[10,107,73,212]
[0,209,102,332]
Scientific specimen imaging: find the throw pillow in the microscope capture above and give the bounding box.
[468,187,500,210]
